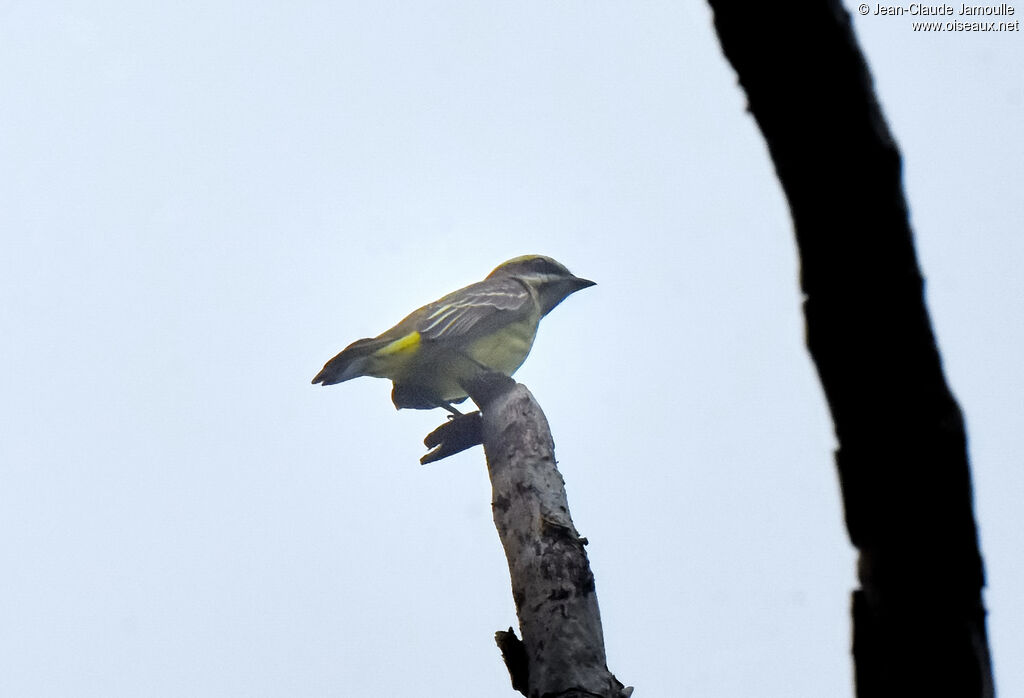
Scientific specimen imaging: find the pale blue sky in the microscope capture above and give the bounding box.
[2,3,1021,696]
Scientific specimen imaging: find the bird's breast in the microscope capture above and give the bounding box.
[464,317,538,376]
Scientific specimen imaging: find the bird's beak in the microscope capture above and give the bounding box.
[541,275,596,315]
[570,276,596,291]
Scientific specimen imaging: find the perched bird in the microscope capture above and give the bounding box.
[312,255,594,413]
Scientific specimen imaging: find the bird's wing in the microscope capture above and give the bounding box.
[416,277,531,343]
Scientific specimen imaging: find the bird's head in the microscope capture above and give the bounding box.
[487,255,595,316]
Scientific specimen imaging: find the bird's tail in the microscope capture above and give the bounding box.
[311,337,389,385]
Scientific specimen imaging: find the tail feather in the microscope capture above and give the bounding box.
[311,337,386,385]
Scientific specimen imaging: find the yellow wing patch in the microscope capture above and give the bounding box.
[375,331,421,357]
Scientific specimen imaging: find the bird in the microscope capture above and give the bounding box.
[311,255,595,414]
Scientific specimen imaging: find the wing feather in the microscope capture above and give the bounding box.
[417,278,530,342]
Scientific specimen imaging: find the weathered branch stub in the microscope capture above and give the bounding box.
[440,373,631,698]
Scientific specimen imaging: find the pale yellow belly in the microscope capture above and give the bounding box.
[421,320,538,402]
[464,321,536,375]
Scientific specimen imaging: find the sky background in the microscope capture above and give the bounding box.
[2,2,1021,696]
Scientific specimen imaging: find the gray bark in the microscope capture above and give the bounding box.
[462,373,631,698]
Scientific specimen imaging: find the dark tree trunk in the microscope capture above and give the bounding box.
[706,2,994,696]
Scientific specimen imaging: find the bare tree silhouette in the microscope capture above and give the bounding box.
[707,2,994,696]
